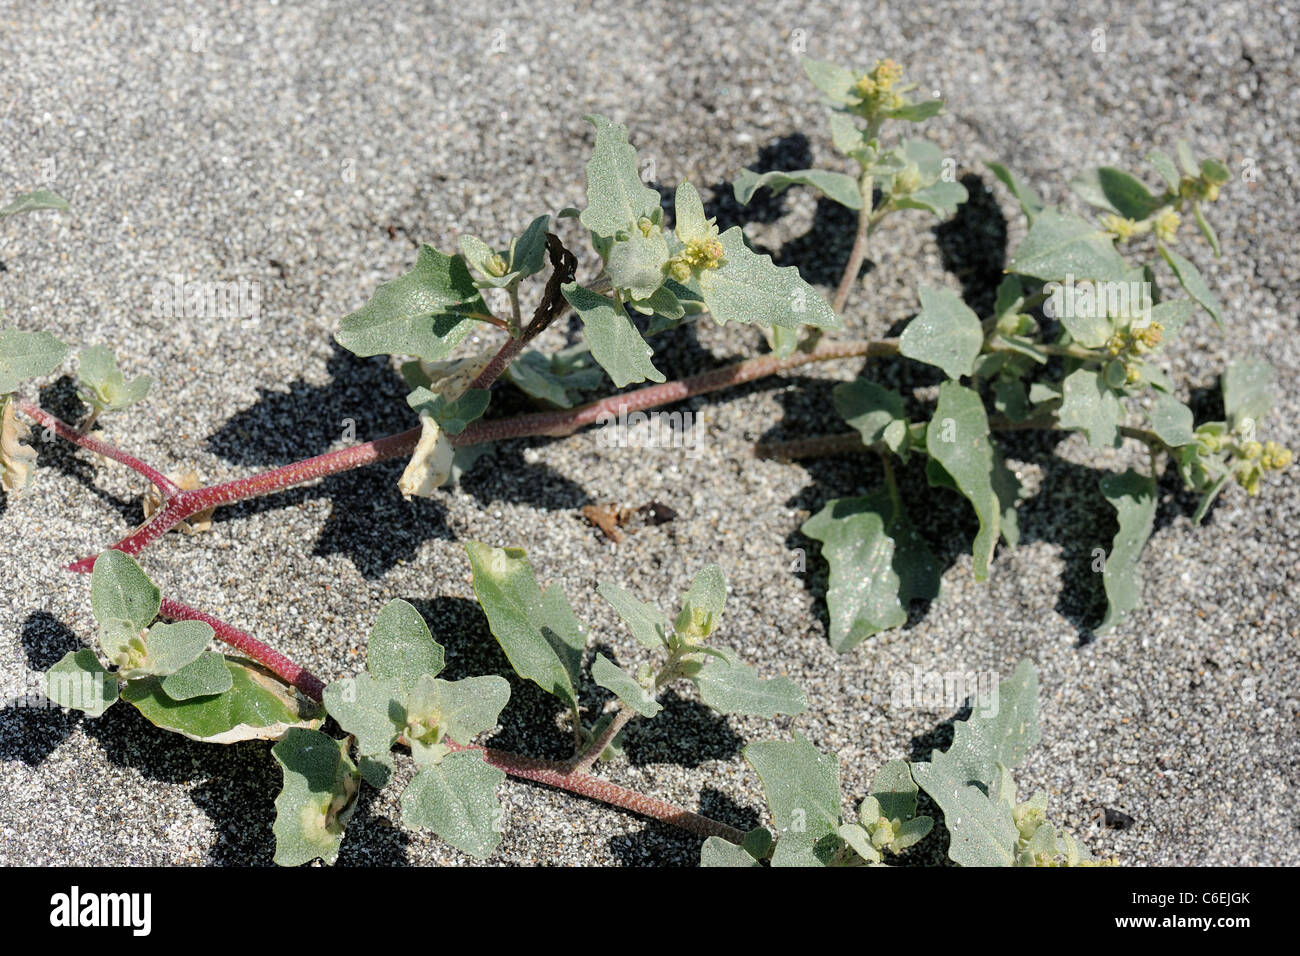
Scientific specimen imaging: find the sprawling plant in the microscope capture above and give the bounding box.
[0,56,1287,866]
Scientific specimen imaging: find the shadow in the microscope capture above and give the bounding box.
[205,345,412,467]
[0,614,88,766]
[934,174,1010,317]
[334,784,412,866]
[21,611,84,670]
[79,698,284,865]
[0,704,80,767]
[621,689,746,768]
[606,823,706,867]
[201,343,589,576]
[698,785,761,833]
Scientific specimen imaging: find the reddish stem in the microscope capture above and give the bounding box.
[445,741,744,842]
[162,591,741,842]
[19,400,180,495]
[455,338,893,444]
[159,596,326,700]
[59,338,892,570]
[65,427,422,572]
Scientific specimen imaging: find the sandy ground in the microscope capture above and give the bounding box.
[0,0,1295,866]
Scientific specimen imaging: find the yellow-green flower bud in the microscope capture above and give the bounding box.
[1154,210,1181,243]
[1262,441,1293,471]
[869,816,896,849]
[485,253,509,278]
[1103,215,1140,241]
[893,165,923,196]
[1240,440,1262,460]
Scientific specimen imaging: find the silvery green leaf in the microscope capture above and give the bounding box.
[561,283,664,388]
[578,115,661,239]
[871,758,919,822]
[90,550,161,631]
[828,113,873,164]
[991,444,1022,548]
[464,542,585,711]
[1096,469,1158,636]
[892,179,968,217]
[606,231,669,300]
[335,245,485,362]
[406,386,490,435]
[745,734,843,867]
[802,490,941,651]
[838,823,881,863]
[1052,286,1113,348]
[892,815,934,850]
[832,378,908,451]
[366,599,445,699]
[801,57,858,104]
[700,836,763,867]
[0,328,69,394]
[1176,140,1199,176]
[46,649,118,717]
[322,672,403,756]
[1147,149,1181,191]
[899,285,983,379]
[692,646,806,718]
[885,98,944,122]
[926,382,1001,580]
[77,346,151,413]
[503,349,604,408]
[628,283,684,322]
[271,728,359,867]
[1158,243,1222,328]
[912,755,1018,866]
[926,659,1039,792]
[985,161,1046,224]
[1008,210,1128,282]
[1192,473,1229,525]
[1148,391,1195,447]
[1069,167,1164,219]
[459,215,550,288]
[993,380,1030,422]
[406,673,511,744]
[1192,202,1220,257]
[400,750,505,859]
[1029,381,1062,405]
[591,653,661,718]
[742,826,773,859]
[696,227,840,330]
[122,658,321,744]
[1058,368,1122,448]
[0,190,69,216]
[1221,358,1272,431]
[141,620,213,676]
[673,563,727,641]
[160,651,232,700]
[672,180,713,243]
[897,138,944,181]
[359,753,394,789]
[597,580,670,648]
[732,168,863,210]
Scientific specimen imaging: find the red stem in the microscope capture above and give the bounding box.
[159,596,326,700]
[57,338,891,570]
[160,591,741,842]
[19,400,179,495]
